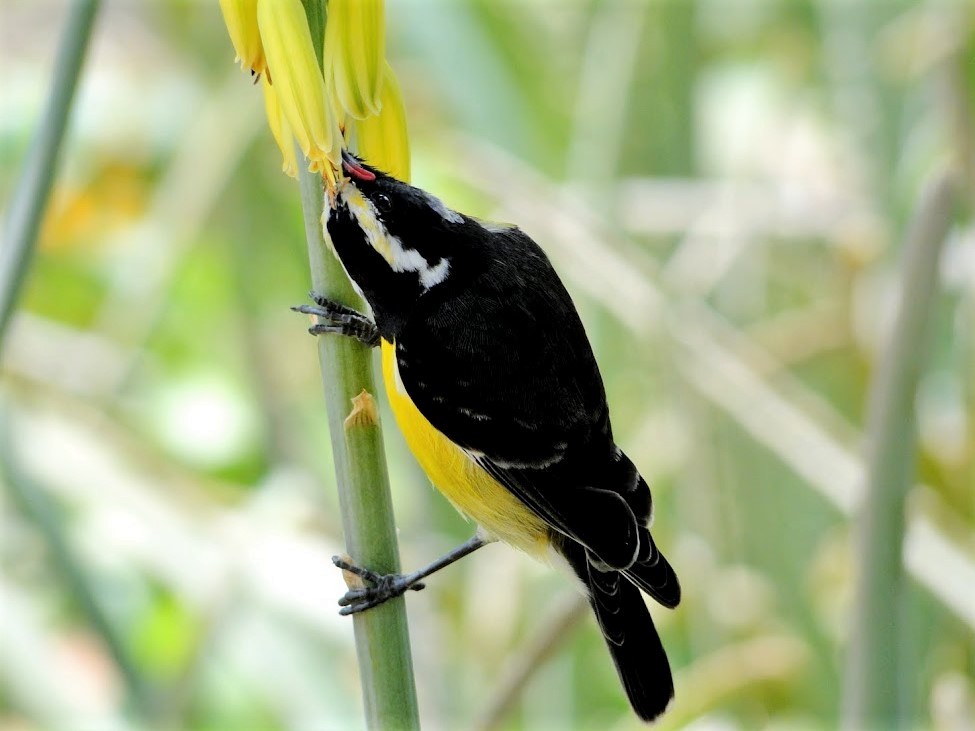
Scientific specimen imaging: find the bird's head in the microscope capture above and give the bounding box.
[323,151,473,338]
[326,151,468,291]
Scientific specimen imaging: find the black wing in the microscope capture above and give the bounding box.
[395,226,647,569]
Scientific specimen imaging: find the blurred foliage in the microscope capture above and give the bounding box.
[1,1,973,730]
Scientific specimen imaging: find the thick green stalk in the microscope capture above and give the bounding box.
[297,161,421,731]
[0,0,100,352]
[842,169,957,730]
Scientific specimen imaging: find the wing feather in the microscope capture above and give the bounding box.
[396,226,644,569]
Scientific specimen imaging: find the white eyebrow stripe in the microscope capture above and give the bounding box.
[424,192,464,224]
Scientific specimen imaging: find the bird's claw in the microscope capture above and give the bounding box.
[292,294,380,348]
[332,555,425,616]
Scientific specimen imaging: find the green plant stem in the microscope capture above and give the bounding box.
[473,594,588,731]
[842,169,957,730]
[0,412,155,719]
[0,0,100,352]
[297,160,421,731]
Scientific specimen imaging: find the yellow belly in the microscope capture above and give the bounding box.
[381,340,550,557]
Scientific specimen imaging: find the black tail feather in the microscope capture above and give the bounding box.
[624,530,681,609]
[560,539,675,722]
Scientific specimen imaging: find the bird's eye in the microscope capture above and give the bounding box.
[374,193,392,214]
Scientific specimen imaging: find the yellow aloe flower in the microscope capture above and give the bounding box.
[328,80,348,142]
[257,0,341,171]
[324,0,385,120]
[218,0,265,74]
[261,76,298,178]
[354,63,410,181]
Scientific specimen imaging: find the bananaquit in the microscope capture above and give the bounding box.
[296,151,680,721]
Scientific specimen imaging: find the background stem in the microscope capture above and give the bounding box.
[0,413,155,719]
[0,0,100,351]
[297,159,421,731]
[842,169,957,730]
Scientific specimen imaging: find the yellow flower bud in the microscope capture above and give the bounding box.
[261,76,298,178]
[324,0,385,120]
[218,0,265,74]
[257,0,341,170]
[355,63,410,181]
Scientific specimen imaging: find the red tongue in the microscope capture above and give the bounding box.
[341,153,376,182]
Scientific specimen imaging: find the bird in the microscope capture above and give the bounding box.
[295,150,681,722]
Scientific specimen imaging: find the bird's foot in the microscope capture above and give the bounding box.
[332,555,426,615]
[292,293,379,348]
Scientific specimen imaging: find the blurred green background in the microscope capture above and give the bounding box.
[1,1,973,730]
